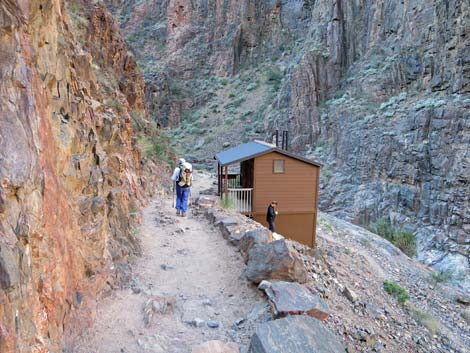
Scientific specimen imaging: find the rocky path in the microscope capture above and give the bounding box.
[71,173,265,353]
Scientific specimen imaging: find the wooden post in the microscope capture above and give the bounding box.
[285,130,289,151]
[217,163,220,195]
[224,166,229,197]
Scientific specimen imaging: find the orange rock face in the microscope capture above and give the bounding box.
[0,1,161,352]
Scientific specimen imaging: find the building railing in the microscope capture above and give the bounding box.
[226,188,253,214]
[219,174,240,194]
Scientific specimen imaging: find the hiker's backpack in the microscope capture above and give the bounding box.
[178,163,193,187]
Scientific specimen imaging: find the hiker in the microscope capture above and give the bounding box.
[266,201,278,232]
[171,158,185,189]
[171,160,193,216]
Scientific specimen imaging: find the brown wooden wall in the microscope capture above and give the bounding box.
[252,151,320,247]
[253,213,315,247]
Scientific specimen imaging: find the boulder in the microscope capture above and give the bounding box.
[262,281,329,321]
[239,228,273,261]
[247,316,345,353]
[192,340,240,353]
[244,239,307,284]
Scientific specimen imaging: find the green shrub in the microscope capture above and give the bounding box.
[220,195,235,210]
[225,96,246,110]
[370,218,416,257]
[246,82,258,91]
[360,238,372,248]
[66,2,88,40]
[264,67,283,92]
[169,82,185,98]
[410,307,440,335]
[430,269,453,283]
[383,280,410,305]
[130,110,143,131]
[370,218,395,240]
[394,230,417,257]
[105,99,124,113]
[138,132,173,166]
[204,135,215,144]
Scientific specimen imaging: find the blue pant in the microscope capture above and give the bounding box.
[176,184,191,212]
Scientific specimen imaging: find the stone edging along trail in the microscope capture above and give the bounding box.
[70,173,271,353]
[71,172,470,353]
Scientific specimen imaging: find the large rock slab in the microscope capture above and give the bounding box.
[214,217,239,228]
[247,315,345,353]
[191,340,240,353]
[239,228,273,261]
[263,281,329,321]
[244,239,307,284]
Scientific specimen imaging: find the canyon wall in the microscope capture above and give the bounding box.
[108,0,470,286]
[0,1,162,352]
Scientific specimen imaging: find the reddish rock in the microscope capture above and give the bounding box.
[0,1,160,352]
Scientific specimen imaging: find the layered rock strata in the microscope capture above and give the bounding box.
[108,0,470,284]
[0,1,162,352]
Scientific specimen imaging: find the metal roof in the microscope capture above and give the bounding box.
[215,140,322,167]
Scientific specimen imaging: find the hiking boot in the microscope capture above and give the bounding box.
[176,210,180,216]
[181,212,186,217]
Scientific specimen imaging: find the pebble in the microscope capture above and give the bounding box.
[187,318,205,328]
[258,280,272,291]
[234,317,245,326]
[343,286,359,303]
[160,264,174,270]
[202,299,213,306]
[206,320,220,328]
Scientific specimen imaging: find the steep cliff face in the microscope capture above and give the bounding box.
[274,0,470,283]
[108,0,469,287]
[0,1,162,352]
[293,0,470,282]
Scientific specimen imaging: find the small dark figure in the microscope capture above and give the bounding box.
[266,201,278,232]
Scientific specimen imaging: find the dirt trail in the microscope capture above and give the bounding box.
[71,172,265,353]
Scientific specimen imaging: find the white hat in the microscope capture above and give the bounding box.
[182,162,192,171]
[178,158,186,165]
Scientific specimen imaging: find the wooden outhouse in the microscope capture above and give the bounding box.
[215,140,322,248]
